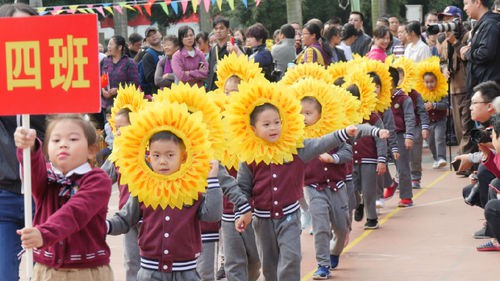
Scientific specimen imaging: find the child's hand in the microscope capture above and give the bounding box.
[404,138,414,150]
[376,163,387,175]
[235,211,253,232]
[345,125,357,137]
[478,143,493,158]
[17,227,43,249]
[318,153,334,163]
[393,152,400,160]
[424,102,433,111]
[14,127,36,150]
[378,129,390,139]
[208,160,220,178]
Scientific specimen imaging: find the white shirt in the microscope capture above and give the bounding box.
[339,42,353,61]
[404,39,432,62]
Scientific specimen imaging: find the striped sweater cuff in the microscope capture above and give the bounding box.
[377,156,387,163]
[370,127,380,137]
[404,134,414,139]
[206,177,220,189]
[338,129,349,142]
[332,154,340,164]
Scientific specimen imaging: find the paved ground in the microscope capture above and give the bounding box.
[19,147,499,281]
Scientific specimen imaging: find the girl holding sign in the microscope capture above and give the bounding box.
[14,114,113,281]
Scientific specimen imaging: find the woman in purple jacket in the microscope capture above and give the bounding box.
[172,26,209,87]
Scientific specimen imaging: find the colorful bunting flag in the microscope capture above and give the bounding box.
[227,0,234,10]
[95,6,106,17]
[159,2,170,15]
[171,1,179,14]
[113,5,123,14]
[203,0,211,12]
[241,0,248,8]
[181,0,189,14]
[216,0,223,10]
[191,0,200,12]
[256,0,261,6]
[68,5,78,14]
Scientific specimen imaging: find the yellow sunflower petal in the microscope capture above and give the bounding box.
[387,56,417,95]
[327,61,349,85]
[279,63,332,86]
[115,102,211,210]
[207,89,230,112]
[342,70,378,121]
[225,79,305,165]
[359,58,393,113]
[290,78,360,138]
[109,84,147,133]
[415,57,448,103]
[154,83,224,160]
[215,52,265,90]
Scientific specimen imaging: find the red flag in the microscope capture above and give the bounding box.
[101,73,109,88]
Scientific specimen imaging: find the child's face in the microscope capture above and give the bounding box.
[423,74,437,91]
[148,139,186,176]
[301,101,321,126]
[47,120,90,175]
[224,79,239,96]
[251,108,282,143]
[375,84,381,97]
[114,114,130,137]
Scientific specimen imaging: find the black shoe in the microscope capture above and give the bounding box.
[216,263,226,280]
[456,170,471,177]
[354,204,364,222]
[364,219,379,229]
[474,226,492,239]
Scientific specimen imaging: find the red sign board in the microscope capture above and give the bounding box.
[0,14,100,115]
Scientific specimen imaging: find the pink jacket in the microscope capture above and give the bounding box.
[367,46,387,62]
[171,47,208,87]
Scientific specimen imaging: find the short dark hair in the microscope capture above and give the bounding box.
[213,17,230,28]
[246,23,269,42]
[163,35,180,48]
[473,81,500,103]
[326,17,343,26]
[128,33,144,44]
[350,11,365,22]
[280,24,295,39]
[377,17,390,27]
[195,31,209,43]
[324,26,341,42]
[149,131,186,151]
[388,67,400,88]
[341,23,358,41]
[369,72,382,86]
[111,35,129,56]
[491,113,500,139]
[346,84,361,98]
[301,96,322,114]
[406,20,422,37]
[303,22,323,40]
[250,103,280,126]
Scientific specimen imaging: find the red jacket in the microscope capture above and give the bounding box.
[18,145,111,269]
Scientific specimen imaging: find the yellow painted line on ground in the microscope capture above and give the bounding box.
[301,171,451,281]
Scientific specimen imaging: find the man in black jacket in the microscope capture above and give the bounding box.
[461,0,500,93]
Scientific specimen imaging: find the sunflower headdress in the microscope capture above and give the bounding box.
[115,102,211,210]
[386,55,417,94]
[327,61,349,85]
[215,52,265,90]
[415,56,448,103]
[224,79,305,165]
[279,63,332,86]
[342,70,377,121]
[291,78,359,138]
[359,59,393,113]
[155,83,225,160]
[109,84,147,133]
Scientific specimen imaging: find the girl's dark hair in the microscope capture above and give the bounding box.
[111,35,129,56]
[334,77,345,86]
[324,26,341,42]
[250,103,280,126]
[368,72,382,86]
[44,114,97,154]
[149,131,186,151]
[178,25,195,49]
[245,23,269,42]
[388,66,400,88]
[372,25,390,39]
[195,31,209,43]
[304,22,333,59]
[406,21,422,37]
[423,71,437,80]
[346,84,361,98]
[233,29,246,42]
[0,3,38,17]
[163,35,180,48]
[116,108,132,123]
[301,96,322,114]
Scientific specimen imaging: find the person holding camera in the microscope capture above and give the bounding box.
[434,7,477,155]
[460,0,500,93]
[455,81,500,238]
[476,115,500,251]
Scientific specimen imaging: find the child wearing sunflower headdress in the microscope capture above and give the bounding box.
[228,80,389,281]
[416,58,449,169]
[106,102,229,281]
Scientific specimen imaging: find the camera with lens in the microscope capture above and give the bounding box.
[426,18,463,38]
[470,127,493,144]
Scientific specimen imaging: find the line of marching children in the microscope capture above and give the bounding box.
[13,53,447,281]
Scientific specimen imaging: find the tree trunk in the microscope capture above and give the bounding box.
[371,0,379,29]
[113,0,128,39]
[199,0,211,33]
[29,0,43,7]
[286,0,302,25]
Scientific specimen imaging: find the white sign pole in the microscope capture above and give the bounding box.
[22,114,33,279]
